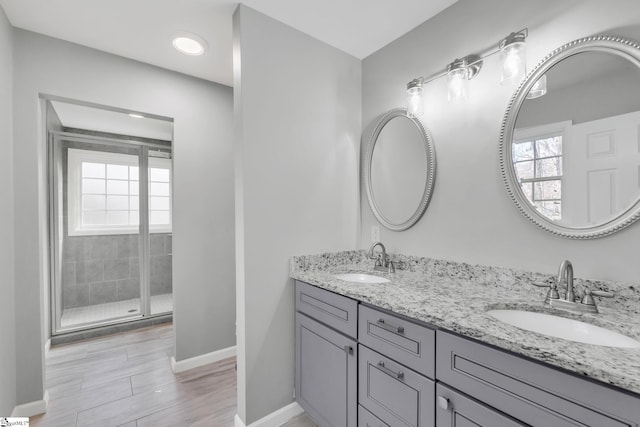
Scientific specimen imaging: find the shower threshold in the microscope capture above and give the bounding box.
[60,293,173,329]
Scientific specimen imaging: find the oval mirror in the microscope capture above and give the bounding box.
[365,108,436,231]
[500,36,640,238]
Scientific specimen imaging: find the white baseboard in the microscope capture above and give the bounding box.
[11,389,49,418]
[170,345,236,373]
[234,402,304,427]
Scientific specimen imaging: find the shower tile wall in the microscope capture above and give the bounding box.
[61,234,172,308]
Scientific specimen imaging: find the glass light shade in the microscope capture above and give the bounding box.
[407,87,424,117]
[501,41,526,85]
[526,74,548,99]
[406,78,424,117]
[448,67,468,102]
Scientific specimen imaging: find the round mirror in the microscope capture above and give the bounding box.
[500,36,640,238]
[365,108,436,231]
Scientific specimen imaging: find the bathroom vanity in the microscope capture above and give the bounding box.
[291,251,640,427]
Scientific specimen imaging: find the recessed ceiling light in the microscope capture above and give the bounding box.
[172,32,208,56]
[129,113,144,119]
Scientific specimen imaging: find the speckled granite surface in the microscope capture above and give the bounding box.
[290,250,640,396]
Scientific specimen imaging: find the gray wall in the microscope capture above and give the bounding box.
[360,0,640,283]
[0,4,16,416]
[12,29,235,405]
[233,5,361,424]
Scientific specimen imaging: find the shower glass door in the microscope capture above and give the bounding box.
[50,132,172,333]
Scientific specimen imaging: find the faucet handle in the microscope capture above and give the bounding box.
[387,260,395,274]
[581,289,614,306]
[532,282,560,304]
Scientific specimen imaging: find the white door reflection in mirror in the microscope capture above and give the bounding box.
[567,111,640,226]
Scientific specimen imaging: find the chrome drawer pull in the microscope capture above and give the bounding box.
[376,318,405,334]
[377,361,404,380]
[343,345,353,355]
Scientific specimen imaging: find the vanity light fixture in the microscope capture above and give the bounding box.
[500,31,527,86]
[405,28,529,112]
[447,55,482,102]
[172,32,208,56]
[406,77,424,117]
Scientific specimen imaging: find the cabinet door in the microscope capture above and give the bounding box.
[295,312,357,427]
[436,383,526,427]
[359,344,435,427]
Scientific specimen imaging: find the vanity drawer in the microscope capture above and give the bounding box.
[436,383,525,427]
[359,344,435,427]
[436,331,640,427]
[295,280,358,338]
[359,304,435,378]
[359,405,389,427]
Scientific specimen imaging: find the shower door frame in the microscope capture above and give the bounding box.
[48,130,171,335]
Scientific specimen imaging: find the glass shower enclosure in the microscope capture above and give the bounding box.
[49,129,173,334]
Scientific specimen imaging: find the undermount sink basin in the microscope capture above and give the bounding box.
[487,309,640,348]
[334,273,390,284]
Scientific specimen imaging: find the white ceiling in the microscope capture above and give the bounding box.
[51,101,174,141]
[0,0,457,86]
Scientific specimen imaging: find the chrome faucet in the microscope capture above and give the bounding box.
[534,260,613,314]
[557,260,575,302]
[368,242,395,273]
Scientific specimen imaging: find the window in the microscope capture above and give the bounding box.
[67,149,171,236]
[513,132,563,221]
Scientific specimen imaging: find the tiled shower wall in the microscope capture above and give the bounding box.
[61,233,172,309]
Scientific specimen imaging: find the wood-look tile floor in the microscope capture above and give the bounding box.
[31,323,236,427]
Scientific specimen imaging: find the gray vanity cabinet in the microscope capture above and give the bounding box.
[294,281,358,427]
[436,331,640,426]
[294,280,640,427]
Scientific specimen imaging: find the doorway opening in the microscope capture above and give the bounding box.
[46,97,174,335]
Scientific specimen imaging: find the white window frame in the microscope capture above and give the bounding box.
[67,148,172,236]
[513,121,570,220]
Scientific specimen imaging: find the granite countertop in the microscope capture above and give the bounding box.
[290,251,640,396]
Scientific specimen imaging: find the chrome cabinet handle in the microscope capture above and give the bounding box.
[376,318,405,334]
[343,345,353,355]
[377,361,404,380]
[437,395,450,410]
